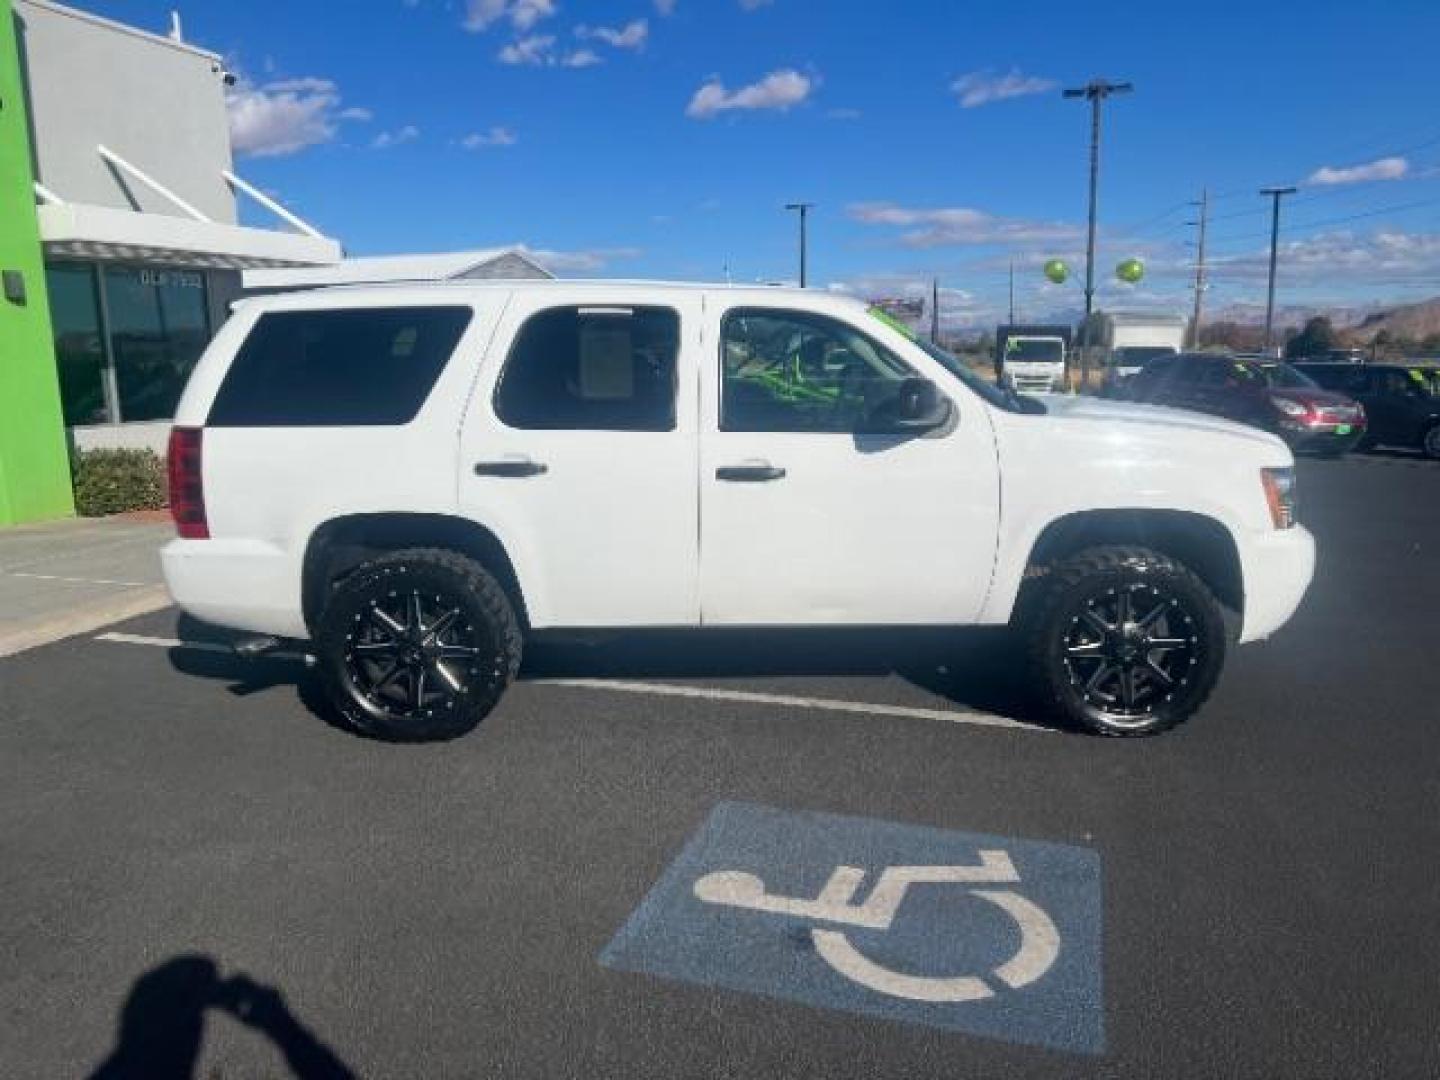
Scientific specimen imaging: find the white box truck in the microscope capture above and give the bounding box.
[1103,314,1189,381]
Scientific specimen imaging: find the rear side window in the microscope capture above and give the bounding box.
[494,305,679,431]
[208,306,472,427]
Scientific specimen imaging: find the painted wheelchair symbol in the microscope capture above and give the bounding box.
[693,849,1059,1003]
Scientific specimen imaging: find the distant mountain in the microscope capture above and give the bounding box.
[1205,300,1387,329]
[1352,296,1440,342]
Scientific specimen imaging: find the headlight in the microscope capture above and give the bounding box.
[1261,467,1297,529]
[1270,396,1309,418]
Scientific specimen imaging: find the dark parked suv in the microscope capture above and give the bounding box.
[1294,363,1440,458]
[1117,353,1367,455]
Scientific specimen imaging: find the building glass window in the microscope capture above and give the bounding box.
[45,264,108,426]
[103,265,210,422]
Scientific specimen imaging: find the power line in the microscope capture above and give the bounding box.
[1206,193,1440,248]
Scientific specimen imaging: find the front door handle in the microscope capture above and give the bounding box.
[716,464,786,482]
[474,460,548,478]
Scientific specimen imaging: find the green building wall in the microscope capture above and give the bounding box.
[0,0,74,525]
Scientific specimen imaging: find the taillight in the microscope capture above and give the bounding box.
[167,427,209,539]
[1261,467,1297,530]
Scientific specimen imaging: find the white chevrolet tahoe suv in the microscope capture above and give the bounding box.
[162,282,1314,740]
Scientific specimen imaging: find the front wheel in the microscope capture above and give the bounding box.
[1025,546,1227,736]
[315,548,522,741]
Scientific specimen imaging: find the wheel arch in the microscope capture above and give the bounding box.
[1013,508,1244,620]
[302,513,529,633]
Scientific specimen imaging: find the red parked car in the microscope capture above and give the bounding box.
[1117,353,1366,455]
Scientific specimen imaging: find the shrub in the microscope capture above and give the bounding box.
[71,448,168,517]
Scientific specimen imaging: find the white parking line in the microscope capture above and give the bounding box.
[8,572,152,587]
[538,678,1044,733]
[92,632,1042,734]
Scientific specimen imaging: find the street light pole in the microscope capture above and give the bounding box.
[1063,79,1132,388]
[784,202,814,287]
[1260,186,1297,355]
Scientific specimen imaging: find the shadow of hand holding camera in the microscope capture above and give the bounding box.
[89,955,354,1080]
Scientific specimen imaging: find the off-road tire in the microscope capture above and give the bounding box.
[315,548,522,741]
[1422,421,1440,460]
[1024,545,1226,737]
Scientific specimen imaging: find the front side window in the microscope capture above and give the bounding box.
[494,306,679,431]
[208,306,472,427]
[721,308,916,432]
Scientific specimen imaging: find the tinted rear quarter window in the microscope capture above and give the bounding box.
[208,306,472,426]
[494,305,679,431]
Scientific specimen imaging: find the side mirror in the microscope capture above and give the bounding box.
[871,377,953,433]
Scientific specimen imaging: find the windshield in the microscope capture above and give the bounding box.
[1258,362,1320,389]
[1113,346,1177,368]
[866,307,1018,411]
[1006,339,1064,363]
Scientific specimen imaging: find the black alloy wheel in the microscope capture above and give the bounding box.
[345,589,483,721]
[316,548,522,741]
[1026,546,1226,736]
[1060,581,1199,730]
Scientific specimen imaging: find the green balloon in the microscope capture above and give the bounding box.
[1116,258,1145,284]
[1043,259,1069,284]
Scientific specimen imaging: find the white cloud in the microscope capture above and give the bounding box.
[738,0,773,8]
[1306,156,1409,186]
[1208,229,1440,285]
[337,106,373,122]
[950,69,1057,108]
[463,0,556,32]
[576,19,649,49]
[562,48,603,67]
[460,126,517,148]
[371,124,420,149]
[227,75,353,158]
[654,0,676,13]
[849,202,1081,247]
[826,107,861,121]
[523,246,644,273]
[498,33,556,64]
[686,69,813,119]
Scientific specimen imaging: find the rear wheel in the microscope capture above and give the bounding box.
[1422,422,1440,460]
[1025,546,1226,736]
[316,548,522,741]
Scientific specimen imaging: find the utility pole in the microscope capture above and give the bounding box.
[931,278,941,344]
[784,202,814,287]
[1008,261,1016,323]
[1260,186,1297,355]
[1063,78,1133,387]
[1188,188,1209,349]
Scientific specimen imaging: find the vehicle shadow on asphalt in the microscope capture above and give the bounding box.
[524,626,1049,722]
[165,616,1059,733]
[87,954,353,1079]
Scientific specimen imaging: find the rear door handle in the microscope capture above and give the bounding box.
[716,464,786,482]
[474,460,548,478]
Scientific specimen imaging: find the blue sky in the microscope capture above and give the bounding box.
[86,0,1440,327]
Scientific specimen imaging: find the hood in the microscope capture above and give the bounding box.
[1034,393,1286,450]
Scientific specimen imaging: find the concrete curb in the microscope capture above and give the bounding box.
[0,585,172,658]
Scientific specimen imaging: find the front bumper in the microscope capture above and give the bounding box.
[1238,525,1316,644]
[1278,420,1367,455]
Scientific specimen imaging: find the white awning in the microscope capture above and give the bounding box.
[38,202,342,270]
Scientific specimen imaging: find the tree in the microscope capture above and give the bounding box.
[1284,316,1339,359]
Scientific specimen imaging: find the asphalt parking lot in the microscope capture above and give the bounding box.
[2,452,1437,1078]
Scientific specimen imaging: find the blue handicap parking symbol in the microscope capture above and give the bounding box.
[601,801,1104,1055]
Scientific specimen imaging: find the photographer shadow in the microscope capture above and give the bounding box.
[88,955,354,1080]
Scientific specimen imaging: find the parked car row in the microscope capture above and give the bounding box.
[1106,353,1440,459]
